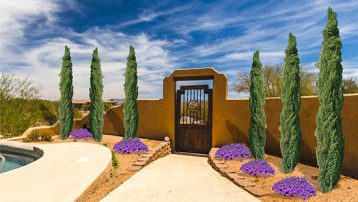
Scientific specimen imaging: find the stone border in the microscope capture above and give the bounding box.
[128,139,172,172]
[208,148,271,197]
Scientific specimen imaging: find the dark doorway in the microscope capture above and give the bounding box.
[175,84,212,154]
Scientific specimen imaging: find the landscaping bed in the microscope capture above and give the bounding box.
[26,135,171,202]
[209,148,358,201]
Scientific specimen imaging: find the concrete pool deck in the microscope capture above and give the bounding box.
[0,141,111,202]
[102,154,259,202]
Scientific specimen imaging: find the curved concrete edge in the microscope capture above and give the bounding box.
[0,139,39,151]
[0,142,112,202]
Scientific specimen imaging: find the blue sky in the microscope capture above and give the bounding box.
[1,0,357,99]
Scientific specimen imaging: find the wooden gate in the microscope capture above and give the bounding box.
[175,85,212,154]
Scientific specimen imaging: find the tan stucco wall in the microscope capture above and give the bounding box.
[25,67,358,177]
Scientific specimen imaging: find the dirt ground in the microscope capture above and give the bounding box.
[225,155,358,202]
[33,135,162,202]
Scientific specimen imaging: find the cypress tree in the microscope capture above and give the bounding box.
[248,51,266,160]
[89,48,104,142]
[123,46,138,138]
[280,33,302,173]
[316,7,344,192]
[59,46,74,139]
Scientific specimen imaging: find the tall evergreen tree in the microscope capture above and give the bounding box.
[280,33,302,173]
[316,7,344,192]
[89,48,104,142]
[123,46,138,138]
[248,51,266,160]
[59,46,74,139]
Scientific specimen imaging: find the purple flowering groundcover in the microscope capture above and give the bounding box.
[215,143,251,161]
[240,159,275,178]
[113,138,149,155]
[70,128,93,140]
[272,176,317,200]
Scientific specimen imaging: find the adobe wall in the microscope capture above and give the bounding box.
[25,67,358,177]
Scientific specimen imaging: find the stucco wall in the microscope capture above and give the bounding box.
[26,67,358,177]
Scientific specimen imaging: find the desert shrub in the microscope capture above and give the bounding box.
[240,159,275,177]
[0,74,41,137]
[37,100,59,125]
[70,128,93,140]
[113,138,148,155]
[111,150,119,168]
[73,109,83,119]
[23,131,40,142]
[272,177,316,200]
[23,131,53,142]
[103,143,119,168]
[40,133,53,142]
[215,143,251,161]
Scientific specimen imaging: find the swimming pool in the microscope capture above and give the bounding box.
[0,144,42,174]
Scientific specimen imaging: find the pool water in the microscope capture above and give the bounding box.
[0,152,36,173]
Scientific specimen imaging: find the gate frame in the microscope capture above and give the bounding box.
[173,75,214,154]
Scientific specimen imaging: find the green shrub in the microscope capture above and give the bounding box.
[23,131,40,142]
[89,48,104,142]
[40,133,53,142]
[103,143,119,168]
[316,7,344,192]
[59,46,74,139]
[280,33,302,173]
[248,51,266,160]
[123,46,139,138]
[23,131,53,142]
[111,150,119,169]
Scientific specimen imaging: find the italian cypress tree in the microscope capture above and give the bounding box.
[89,48,104,142]
[123,46,138,138]
[59,46,74,139]
[316,7,344,192]
[280,33,302,173]
[248,51,266,160]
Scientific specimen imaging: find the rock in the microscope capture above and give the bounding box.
[223,167,237,173]
[141,154,153,158]
[133,161,147,166]
[234,179,255,187]
[245,186,271,196]
[216,164,228,169]
[138,157,150,162]
[213,160,225,164]
[127,166,142,171]
[226,173,238,179]
[236,173,247,179]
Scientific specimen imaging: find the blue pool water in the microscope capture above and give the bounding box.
[0,152,36,173]
[0,144,42,174]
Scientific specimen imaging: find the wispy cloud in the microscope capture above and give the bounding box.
[1,0,357,100]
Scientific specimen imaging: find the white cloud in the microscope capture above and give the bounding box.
[1,0,357,100]
[0,1,178,100]
[3,28,178,100]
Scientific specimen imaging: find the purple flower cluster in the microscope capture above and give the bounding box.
[215,143,251,161]
[113,138,149,155]
[70,128,93,140]
[240,160,275,177]
[272,177,317,200]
